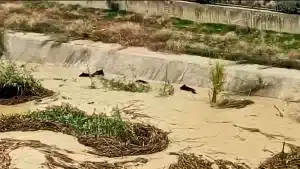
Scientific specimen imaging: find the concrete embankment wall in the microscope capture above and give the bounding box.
[3,31,300,101]
[59,1,300,34]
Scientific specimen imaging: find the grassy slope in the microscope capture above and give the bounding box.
[1,1,300,69]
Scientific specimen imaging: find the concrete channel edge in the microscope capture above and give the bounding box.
[3,31,300,101]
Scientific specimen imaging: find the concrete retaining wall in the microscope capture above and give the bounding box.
[3,31,300,101]
[59,1,300,34]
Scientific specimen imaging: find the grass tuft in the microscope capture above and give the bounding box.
[23,0,57,9]
[0,103,169,157]
[158,81,174,97]
[29,103,134,139]
[232,75,270,96]
[209,61,225,104]
[101,77,151,93]
[0,61,53,103]
[259,143,300,169]
[158,67,174,97]
[169,153,250,169]
[214,98,254,109]
[208,61,254,109]
[104,9,127,19]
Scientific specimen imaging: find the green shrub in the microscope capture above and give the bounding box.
[0,62,47,97]
[276,1,298,14]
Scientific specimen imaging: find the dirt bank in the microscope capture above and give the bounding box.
[2,1,300,70]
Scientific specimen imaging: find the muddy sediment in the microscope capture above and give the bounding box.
[0,64,299,168]
[0,109,169,158]
[0,138,147,169]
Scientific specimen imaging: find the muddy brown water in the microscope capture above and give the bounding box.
[0,63,300,169]
[0,104,30,115]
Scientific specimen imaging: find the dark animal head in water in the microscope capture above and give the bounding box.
[79,73,94,77]
[180,84,197,94]
[92,70,105,76]
[180,85,187,89]
[135,79,148,84]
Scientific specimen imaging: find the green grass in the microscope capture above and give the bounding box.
[23,0,56,9]
[172,18,194,29]
[104,9,128,19]
[29,103,134,139]
[157,68,175,97]
[0,61,48,97]
[4,2,300,70]
[171,18,300,49]
[199,23,239,34]
[0,103,169,157]
[101,77,151,93]
[158,81,174,97]
[171,18,250,34]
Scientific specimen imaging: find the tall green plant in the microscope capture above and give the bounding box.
[209,61,225,104]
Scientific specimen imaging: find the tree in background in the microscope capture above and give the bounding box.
[276,0,299,14]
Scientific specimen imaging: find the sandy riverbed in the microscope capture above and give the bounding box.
[1,63,300,169]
